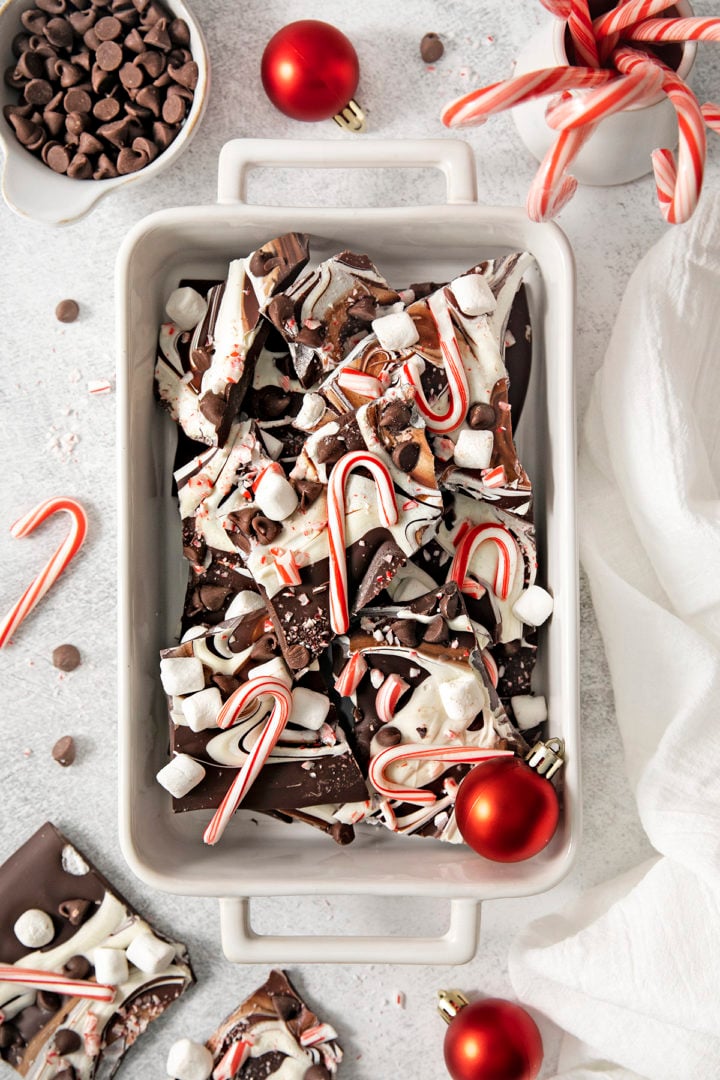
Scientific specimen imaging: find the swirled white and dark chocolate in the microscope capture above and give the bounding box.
[0,823,193,1079]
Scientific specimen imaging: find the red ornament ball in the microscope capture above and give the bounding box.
[261,20,360,122]
[444,998,543,1080]
[455,757,559,862]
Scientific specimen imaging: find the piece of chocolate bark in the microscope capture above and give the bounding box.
[198,968,342,1078]
[155,233,310,447]
[0,822,193,1078]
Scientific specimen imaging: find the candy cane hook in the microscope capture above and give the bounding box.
[204,676,292,845]
[369,743,513,805]
[0,497,88,649]
[449,522,519,601]
[327,451,398,635]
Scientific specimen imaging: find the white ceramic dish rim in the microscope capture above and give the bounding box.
[0,0,209,225]
[116,139,580,964]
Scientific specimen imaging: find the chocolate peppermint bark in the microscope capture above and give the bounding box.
[0,822,193,1079]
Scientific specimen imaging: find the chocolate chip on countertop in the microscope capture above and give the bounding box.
[58,897,92,925]
[63,955,91,979]
[467,402,497,430]
[391,439,420,473]
[420,32,444,63]
[52,735,76,766]
[378,400,411,434]
[54,1029,82,1055]
[52,642,81,667]
[375,725,402,748]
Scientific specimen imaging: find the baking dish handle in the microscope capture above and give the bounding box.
[216,138,478,206]
[218,896,480,965]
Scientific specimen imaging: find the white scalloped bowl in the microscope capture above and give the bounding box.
[0,0,209,225]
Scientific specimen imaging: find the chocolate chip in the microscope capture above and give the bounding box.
[409,591,436,615]
[21,9,48,33]
[143,16,171,49]
[83,27,101,49]
[375,725,402,748]
[167,59,197,88]
[4,66,26,90]
[44,16,73,47]
[347,295,376,322]
[286,643,310,670]
[439,586,461,621]
[95,14,121,38]
[52,735,76,766]
[91,61,115,93]
[58,897,91,925]
[96,39,123,70]
[416,725,427,738]
[420,32,444,62]
[12,32,30,57]
[54,1029,82,1055]
[38,0,66,12]
[294,478,323,511]
[392,439,420,473]
[120,60,144,88]
[63,87,91,112]
[330,822,354,845]
[212,674,240,697]
[189,344,211,372]
[93,95,120,120]
[423,614,449,644]
[197,584,229,612]
[12,116,44,146]
[135,49,165,77]
[24,77,53,104]
[67,152,92,178]
[152,119,175,150]
[117,145,148,172]
[132,134,157,160]
[16,51,46,80]
[161,91,185,124]
[198,389,225,429]
[294,324,324,348]
[315,434,344,465]
[257,386,292,420]
[69,9,96,33]
[55,60,83,88]
[388,619,419,648]
[272,993,300,1020]
[43,109,64,135]
[168,16,190,45]
[46,142,70,172]
[52,641,81,667]
[63,955,91,979]
[125,26,145,51]
[93,151,118,178]
[78,130,103,154]
[378,400,411,434]
[66,110,88,136]
[36,990,61,1012]
[468,402,497,430]
[135,82,160,114]
[250,632,279,663]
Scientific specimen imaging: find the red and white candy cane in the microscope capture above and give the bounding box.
[545,66,664,130]
[0,965,115,1003]
[271,547,302,587]
[204,677,292,846]
[625,17,720,43]
[568,0,600,67]
[336,368,384,400]
[615,47,705,224]
[369,744,513,805]
[441,66,615,128]
[376,673,409,724]
[403,339,469,435]
[327,451,398,635]
[592,0,674,39]
[702,102,720,134]
[481,649,499,688]
[526,124,596,221]
[449,522,519,601]
[538,0,571,16]
[213,1041,251,1078]
[0,497,87,649]
[334,650,368,697]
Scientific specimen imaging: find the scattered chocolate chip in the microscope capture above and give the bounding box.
[249,633,279,663]
[56,59,83,87]
[388,619,419,648]
[439,586,461,620]
[93,151,118,178]
[12,116,44,146]
[38,0,67,13]
[63,87,91,113]
[36,990,61,1012]
[315,434,344,465]
[467,402,497,430]
[409,591,436,615]
[144,16,171,50]
[51,641,81,667]
[135,82,161,114]
[196,584,229,612]
[119,60,144,88]
[63,954,91,979]
[96,39,123,70]
[294,324,324,348]
[43,109,65,136]
[16,51,46,80]
[78,131,103,155]
[135,48,165,77]
[21,9,48,34]
[423,614,449,644]
[391,439,420,473]
[58,897,92,925]
[256,386,291,420]
[378,400,412,434]
[66,110,88,136]
[52,735,76,766]
[416,725,427,738]
[347,295,376,322]
[230,507,281,546]
[286,643,310,670]
[68,9,95,34]
[168,16,190,46]
[132,134,157,161]
[420,32,444,63]
[54,1029,82,1055]
[198,389,226,430]
[375,725,402,748]
[294,478,323,511]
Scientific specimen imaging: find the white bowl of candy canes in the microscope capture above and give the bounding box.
[117,138,579,966]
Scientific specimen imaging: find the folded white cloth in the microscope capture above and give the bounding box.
[509,193,720,1080]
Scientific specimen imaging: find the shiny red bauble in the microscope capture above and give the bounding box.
[454,757,559,862]
[444,998,543,1080]
[261,20,360,122]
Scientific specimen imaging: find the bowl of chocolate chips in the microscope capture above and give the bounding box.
[0,0,208,223]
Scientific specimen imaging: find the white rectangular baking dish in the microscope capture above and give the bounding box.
[117,138,579,965]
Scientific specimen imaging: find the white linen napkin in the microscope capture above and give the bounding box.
[509,193,720,1080]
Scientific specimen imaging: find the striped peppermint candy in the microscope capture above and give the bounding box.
[702,102,720,133]
[334,651,368,697]
[336,368,384,399]
[375,673,410,724]
[213,1040,251,1078]
[593,0,675,39]
[449,522,519,601]
[545,67,664,130]
[204,677,292,846]
[568,0,600,67]
[327,451,398,635]
[0,497,88,649]
[0,965,116,1002]
[625,15,720,42]
[369,743,514,806]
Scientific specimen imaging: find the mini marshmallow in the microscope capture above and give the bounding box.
[224,590,266,620]
[510,694,548,730]
[248,656,292,687]
[166,1038,214,1080]
[372,310,419,352]
[512,585,554,627]
[182,687,222,732]
[453,429,494,470]
[439,674,484,724]
[93,946,129,986]
[254,469,298,521]
[127,931,176,975]
[165,287,208,332]
[293,392,325,432]
[156,754,206,799]
[450,273,497,316]
[291,686,330,730]
[160,657,206,697]
[14,909,55,949]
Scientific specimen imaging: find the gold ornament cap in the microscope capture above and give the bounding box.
[437,989,470,1025]
[333,99,366,133]
[525,737,565,780]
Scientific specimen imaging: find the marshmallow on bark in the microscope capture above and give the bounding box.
[14,909,54,948]
[248,656,293,687]
[166,1038,214,1080]
[224,590,266,620]
[127,931,176,975]
[160,657,206,697]
[510,694,548,730]
[291,686,330,730]
[453,429,494,470]
[439,674,484,724]
[182,687,222,732]
[372,310,419,351]
[156,754,206,798]
[93,947,129,986]
[293,392,325,432]
[254,468,298,521]
[512,585,554,627]
[451,273,497,316]
[165,287,208,332]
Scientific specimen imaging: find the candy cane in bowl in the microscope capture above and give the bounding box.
[203,676,292,846]
[0,496,87,649]
[369,743,514,806]
[327,451,398,635]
